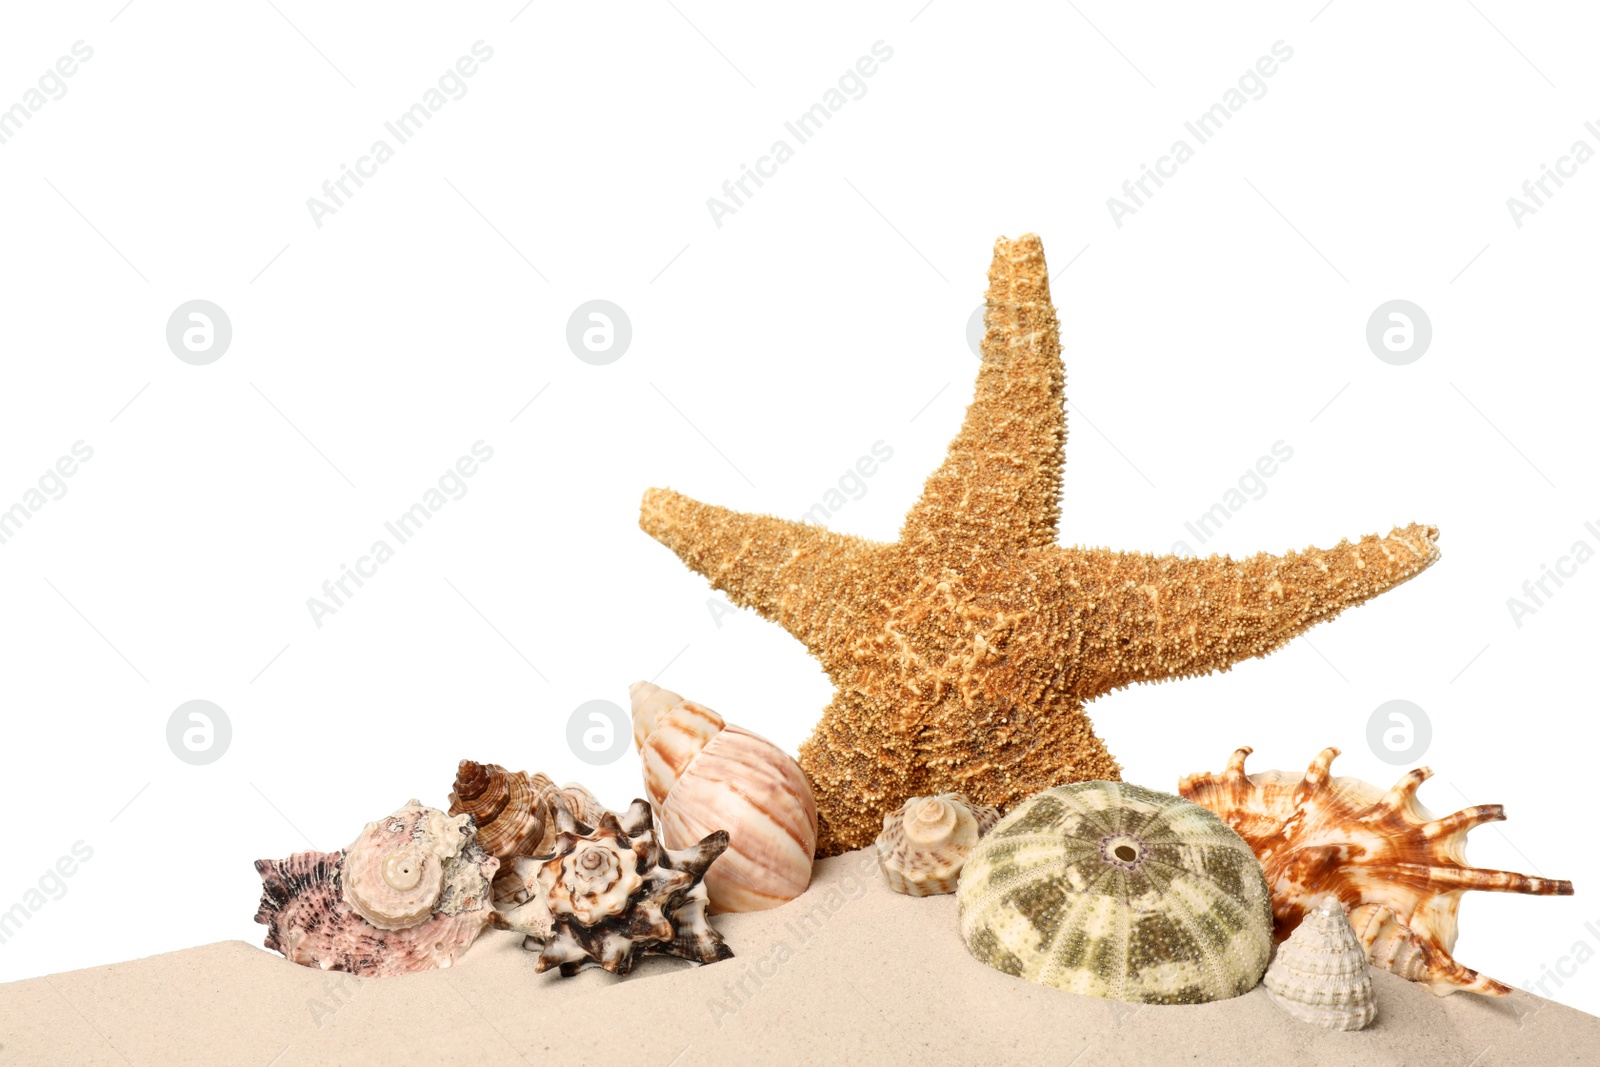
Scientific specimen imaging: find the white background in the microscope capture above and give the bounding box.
[1,0,1596,1018]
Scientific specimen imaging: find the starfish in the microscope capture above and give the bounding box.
[641,234,1440,857]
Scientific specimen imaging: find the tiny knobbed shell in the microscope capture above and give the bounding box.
[254,800,499,977]
[448,760,608,866]
[1180,747,1575,996]
[630,681,818,913]
[1262,897,1377,1031]
[876,793,999,896]
[523,799,735,976]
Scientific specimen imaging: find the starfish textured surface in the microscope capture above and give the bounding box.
[641,234,1440,857]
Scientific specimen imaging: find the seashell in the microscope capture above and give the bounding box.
[1262,897,1377,1030]
[629,681,817,913]
[253,800,498,977]
[875,793,998,896]
[448,760,608,865]
[521,798,734,976]
[957,781,1274,1004]
[1179,747,1576,996]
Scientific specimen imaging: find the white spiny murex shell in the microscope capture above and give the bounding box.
[1263,897,1377,1031]
[876,793,998,896]
[629,681,818,912]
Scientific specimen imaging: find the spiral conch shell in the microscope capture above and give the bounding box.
[253,800,498,977]
[630,682,817,913]
[875,793,998,896]
[1179,747,1576,996]
[1262,897,1377,1031]
[523,799,734,976]
[448,760,608,865]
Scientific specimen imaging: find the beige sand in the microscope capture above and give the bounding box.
[3,848,1593,1066]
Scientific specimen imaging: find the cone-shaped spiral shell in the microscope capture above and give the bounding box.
[1263,897,1377,1030]
[448,761,608,866]
[876,793,998,896]
[1179,747,1575,996]
[957,782,1274,1004]
[629,682,817,913]
[254,801,499,977]
[524,799,734,976]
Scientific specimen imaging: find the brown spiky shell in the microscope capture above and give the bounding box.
[523,799,734,977]
[1179,746,1574,996]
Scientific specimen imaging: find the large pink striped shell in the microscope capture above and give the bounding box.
[630,682,817,912]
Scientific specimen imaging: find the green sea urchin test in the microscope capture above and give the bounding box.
[957,781,1272,1004]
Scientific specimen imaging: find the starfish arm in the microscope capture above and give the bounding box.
[900,234,1066,556]
[1057,524,1441,700]
[640,487,881,653]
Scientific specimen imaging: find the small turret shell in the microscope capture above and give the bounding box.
[875,793,998,896]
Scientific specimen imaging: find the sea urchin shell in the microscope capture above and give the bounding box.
[956,781,1273,1004]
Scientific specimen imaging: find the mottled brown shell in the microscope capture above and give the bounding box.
[1179,747,1574,996]
[448,760,607,864]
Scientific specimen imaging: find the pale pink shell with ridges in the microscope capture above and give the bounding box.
[630,682,817,912]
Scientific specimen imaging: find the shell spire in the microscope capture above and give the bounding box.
[875,793,999,896]
[1179,747,1576,996]
[1263,897,1377,1031]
